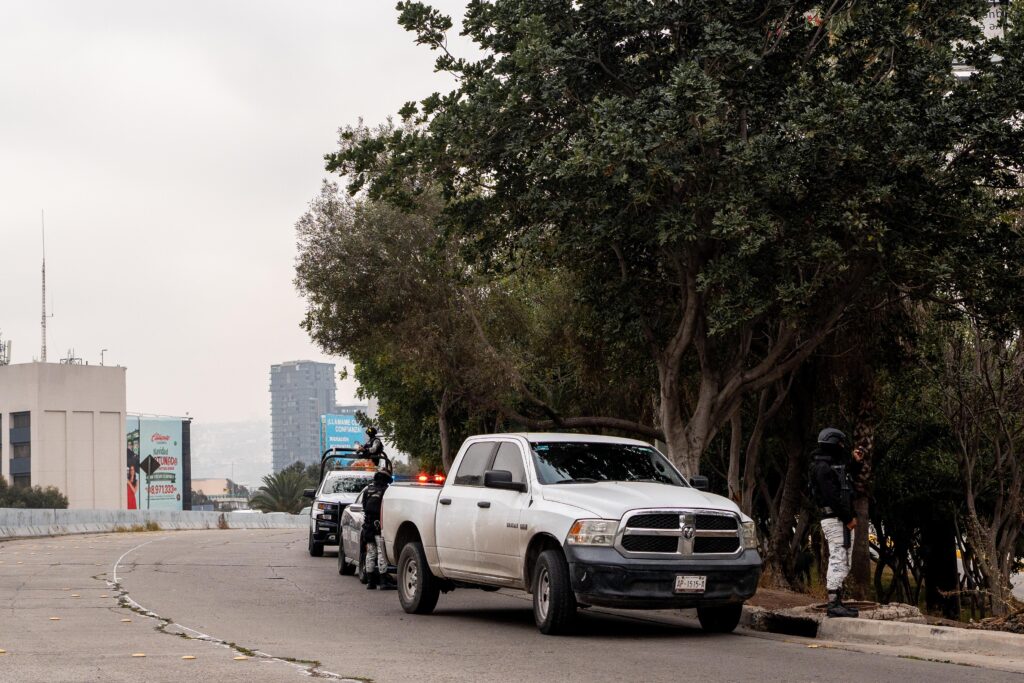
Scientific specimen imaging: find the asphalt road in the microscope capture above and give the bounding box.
[0,529,1019,683]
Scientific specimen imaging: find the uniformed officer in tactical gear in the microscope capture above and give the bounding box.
[810,427,864,618]
[361,469,393,590]
[357,426,384,461]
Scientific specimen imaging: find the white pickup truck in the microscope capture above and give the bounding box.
[381,433,761,635]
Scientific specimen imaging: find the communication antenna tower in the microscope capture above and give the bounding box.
[60,348,83,365]
[41,210,51,363]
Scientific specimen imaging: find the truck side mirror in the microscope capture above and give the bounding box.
[302,488,316,499]
[484,469,527,493]
[689,476,709,491]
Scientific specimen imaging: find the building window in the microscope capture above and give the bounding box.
[12,474,30,488]
[11,412,30,429]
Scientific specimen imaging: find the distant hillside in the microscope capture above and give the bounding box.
[190,420,271,489]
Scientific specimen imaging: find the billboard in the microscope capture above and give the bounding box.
[126,416,185,510]
[320,413,366,453]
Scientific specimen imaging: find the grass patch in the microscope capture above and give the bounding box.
[112,522,161,533]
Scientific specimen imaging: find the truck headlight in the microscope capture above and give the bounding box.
[566,519,618,546]
[741,521,758,550]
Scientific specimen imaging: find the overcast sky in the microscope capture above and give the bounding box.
[0,0,471,422]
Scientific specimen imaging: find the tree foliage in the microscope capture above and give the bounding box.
[331,0,1024,475]
[249,467,312,514]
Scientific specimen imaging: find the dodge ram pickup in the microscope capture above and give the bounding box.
[381,433,761,635]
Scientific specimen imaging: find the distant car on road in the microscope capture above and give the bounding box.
[304,469,374,557]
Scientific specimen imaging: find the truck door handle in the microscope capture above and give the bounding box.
[477,501,491,508]
[439,498,452,505]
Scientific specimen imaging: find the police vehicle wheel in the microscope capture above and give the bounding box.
[338,539,355,576]
[397,542,440,615]
[308,531,324,558]
[533,549,577,635]
[697,603,743,633]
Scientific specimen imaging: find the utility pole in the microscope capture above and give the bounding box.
[101,348,108,366]
[41,210,47,363]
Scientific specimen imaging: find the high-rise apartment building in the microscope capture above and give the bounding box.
[270,361,336,471]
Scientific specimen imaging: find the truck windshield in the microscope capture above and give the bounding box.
[325,477,371,494]
[530,442,686,486]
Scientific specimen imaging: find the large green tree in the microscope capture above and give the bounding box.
[295,166,659,471]
[331,1,1024,475]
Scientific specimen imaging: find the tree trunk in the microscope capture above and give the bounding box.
[964,514,1012,616]
[438,389,454,473]
[727,411,742,504]
[922,515,961,619]
[763,365,816,589]
[848,385,877,600]
[658,365,703,477]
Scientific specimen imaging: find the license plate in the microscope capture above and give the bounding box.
[674,575,706,593]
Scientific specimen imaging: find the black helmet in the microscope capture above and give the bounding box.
[373,470,392,486]
[365,426,378,438]
[817,427,848,449]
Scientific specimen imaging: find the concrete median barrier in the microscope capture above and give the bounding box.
[0,508,306,539]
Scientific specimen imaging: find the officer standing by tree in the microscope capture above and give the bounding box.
[810,428,864,618]
[361,468,393,590]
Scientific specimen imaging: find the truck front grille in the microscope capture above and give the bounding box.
[693,537,740,554]
[695,514,737,531]
[622,535,678,553]
[626,513,680,529]
[616,509,743,558]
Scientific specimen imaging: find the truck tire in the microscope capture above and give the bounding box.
[397,542,440,615]
[308,531,324,558]
[533,549,577,635]
[338,539,355,576]
[697,603,743,633]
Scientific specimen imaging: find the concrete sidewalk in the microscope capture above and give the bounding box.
[741,603,1024,671]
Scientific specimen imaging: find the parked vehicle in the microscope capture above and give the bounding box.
[381,433,761,635]
[305,447,394,557]
[338,489,371,581]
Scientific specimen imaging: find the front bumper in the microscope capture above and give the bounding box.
[311,509,340,544]
[564,545,761,609]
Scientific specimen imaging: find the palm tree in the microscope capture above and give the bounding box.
[249,468,310,513]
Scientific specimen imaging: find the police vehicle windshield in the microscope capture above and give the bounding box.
[530,442,686,486]
[325,476,372,493]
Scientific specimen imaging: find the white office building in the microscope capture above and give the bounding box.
[0,362,127,509]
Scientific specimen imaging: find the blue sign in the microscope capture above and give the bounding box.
[320,414,365,453]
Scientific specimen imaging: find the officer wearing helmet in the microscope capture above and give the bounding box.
[357,426,384,462]
[361,468,394,590]
[810,427,864,618]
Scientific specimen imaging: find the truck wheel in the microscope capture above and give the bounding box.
[533,549,577,635]
[308,531,324,558]
[697,603,743,633]
[397,542,440,615]
[338,540,354,576]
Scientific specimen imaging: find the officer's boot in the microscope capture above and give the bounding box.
[378,572,396,591]
[366,570,379,590]
[826,591,857,618]
[838,588,859,617]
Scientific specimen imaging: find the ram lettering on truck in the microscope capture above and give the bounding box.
[381,433,761,635]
